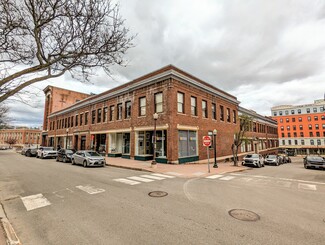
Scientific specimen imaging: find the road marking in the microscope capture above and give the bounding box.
[206,174,224,179]
[255,179,271,185]
[76,185,105,194]
[219,176,235,181]
[298,183,317,191]
[113,178,140,185]
[140,175,165,180]
[240,177,253,182]
[151,173,175,178]
[230,173,325,186]
[127,176,154,182]
[21,194,51,211]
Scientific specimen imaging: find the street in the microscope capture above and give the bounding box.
[0,150,325,245]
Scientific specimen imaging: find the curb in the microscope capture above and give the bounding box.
[0,204,21,245]
[106,164,153,173]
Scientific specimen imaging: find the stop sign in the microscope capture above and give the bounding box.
[202,136,211,147]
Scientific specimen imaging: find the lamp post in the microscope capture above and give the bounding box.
[66,129,69,149]
[213,129,218,168]
[151,113,159,167]
[37,134,39,149]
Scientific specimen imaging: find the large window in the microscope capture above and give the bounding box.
[202,100,207,118]
[97,108,102,123]
[91,110,96,124]
[75,115,79,126]
[220,105,224,121]
[110,105,115,121]
[117,103,122,120]
[80,114,83,126]
[191,97,197,116]
[233,110,236,123]
[125,101,131,119]
[178,130,197,157]
[85,112,89,125]
[155,92,163,113]
[227,108,230,122]
[177,92,184,113]
[139,97,146,116]
[212,103,216,120]
[103,107,108,122]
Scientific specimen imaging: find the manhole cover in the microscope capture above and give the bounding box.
[148,191,168,197]
[228,209,260,221]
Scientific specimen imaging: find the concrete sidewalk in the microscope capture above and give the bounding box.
[105,157,249,178]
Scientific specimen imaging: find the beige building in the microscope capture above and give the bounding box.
[0,128,42,147]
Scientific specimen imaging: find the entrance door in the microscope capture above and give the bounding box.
[74,135,79,150]
[81,136,86,150]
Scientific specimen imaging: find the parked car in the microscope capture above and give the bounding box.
[264,155,280,166]
[72,150,106,167]
[56,149,76,163]
[25,147,38,157]
[303,156,325,170]
[21,147,29,155]
[242,154,265,168]
[36,147,57,159]
[278,154,291,163]
[0,146,8,150]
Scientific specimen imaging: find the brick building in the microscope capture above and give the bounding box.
[0,128,42,147]
[42,86,90,145]
[44,65,278,164]
[271,99,325,156]
[238,107,278,158]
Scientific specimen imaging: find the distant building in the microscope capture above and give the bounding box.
[0,128,42,147]
[42,86,90,145]
[271,99,325,156]
[41,65,278,164]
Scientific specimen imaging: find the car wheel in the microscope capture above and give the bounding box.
[256,162,261,168]
[40,154,44,159]
[63,157,67,163]
[83,160,87,168]
[26,152,31,157]
[276,161,279,166]
[304,164,309,169]
[72,159,75,165]
[56,157,59,162]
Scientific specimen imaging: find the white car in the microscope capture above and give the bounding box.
[72,150,106,167]
[242,154,265,168]
[37,147,58,159]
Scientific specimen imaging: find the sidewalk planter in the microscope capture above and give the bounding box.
[178,156,199,164]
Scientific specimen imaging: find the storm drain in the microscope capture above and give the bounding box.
[228,209,260,222]
[148,191,168,198]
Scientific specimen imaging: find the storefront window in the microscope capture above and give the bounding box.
[178,130,197,157]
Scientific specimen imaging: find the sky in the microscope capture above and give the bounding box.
[6,0,325,127]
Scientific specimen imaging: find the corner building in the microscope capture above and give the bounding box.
[271,99,325,155]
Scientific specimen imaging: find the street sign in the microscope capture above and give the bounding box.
[202,136,212,147]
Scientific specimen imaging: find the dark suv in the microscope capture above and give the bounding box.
[304,156,325,170]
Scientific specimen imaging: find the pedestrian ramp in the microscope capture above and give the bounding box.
[113,173,175,186]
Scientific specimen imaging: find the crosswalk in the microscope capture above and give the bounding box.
[113,173,175,186]
[205,174,323,192]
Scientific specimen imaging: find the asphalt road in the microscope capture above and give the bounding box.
[0,150,324,245]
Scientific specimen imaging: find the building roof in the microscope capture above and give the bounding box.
[239,106,277,126]
[49,65,240,118]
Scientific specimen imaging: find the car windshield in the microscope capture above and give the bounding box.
[85,151,101,157]
[43,147,54,150]
[66,150,74,154]
[307,156,324,161]
[245,154,259,158]
[267,155,277,159]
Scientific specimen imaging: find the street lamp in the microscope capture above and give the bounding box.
[66,129,69,149]
[37,134,39,149]
[151,113,159,167]
[213,129,218,168]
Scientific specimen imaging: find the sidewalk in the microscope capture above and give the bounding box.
[0,204,21,245]
[105,157,249,178]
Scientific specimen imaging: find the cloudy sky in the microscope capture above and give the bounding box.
[6,0,325,127]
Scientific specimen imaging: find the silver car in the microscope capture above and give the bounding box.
[37,147,58,159]
[72,150,106,167]
[264,155,280,166]
[242,154,265,168]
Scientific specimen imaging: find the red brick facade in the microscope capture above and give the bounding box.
[0,128,42,147]
[44,65,278,164]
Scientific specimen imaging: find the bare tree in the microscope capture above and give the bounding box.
[0,0,134,103]
[5,137,17,148]
[0,104,9,129]
[231,115,252,166]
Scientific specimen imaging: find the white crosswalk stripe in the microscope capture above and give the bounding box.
[140,174,165,180]
[219,176,235,181]
[128,176,155,182]
[113,174,175,186]
[21,193,51,211]
[114,178,140,185]
[298,183,317,191]
[206,174,224,179]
